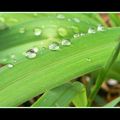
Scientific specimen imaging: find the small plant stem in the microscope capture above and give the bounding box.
[88,38,120,106]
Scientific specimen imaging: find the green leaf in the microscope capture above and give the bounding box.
[88,36,120,106]
[0,13,120,107]
[32,81,85,107]
[103,96,120,107]
[72,83,87,107]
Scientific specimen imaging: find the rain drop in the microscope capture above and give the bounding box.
[34,28,42,36]
[88,28,96,34]
[7,64,13,68]
[49,42,60,51]
[61,39,71,46]
[73,33,80,38]
[24,48,38,59]
[97,24,104,31]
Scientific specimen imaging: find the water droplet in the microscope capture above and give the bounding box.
[86,58,91,62]
[25,52,36,59]
[107,79,118,86]
[32,47,39,53]
[97,24,104,31]
[57,14,65,19]
[80,33,85,36]
[7,64,13,68]
[24,48,38,59]
[88,28,96,34]
[49,42,60,51]
[73,18,80,23]
[34,28,42,36]
[58,27,67,37]
[61,39,71,46]
[19,27,25,34]
[73,33,80,38]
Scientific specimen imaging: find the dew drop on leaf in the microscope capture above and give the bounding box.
[61,39,71,46]
[49,42,60,51]
[34,28,42,36]
[97,24,104,31]
[88,28,96,34]
[73,33,80,38]
[7,64,13,68]
[24,48,38,59]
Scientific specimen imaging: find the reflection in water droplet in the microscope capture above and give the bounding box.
[49,42,60,51]
[34,28,42,36]
[19,27,25,34]
[61,39,71,46]
[7,64,13,68]
[88,28,96,34]
[97,24,104,31]
[57,14,65,19]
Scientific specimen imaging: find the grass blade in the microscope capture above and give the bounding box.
[103,96,120,107]
[32,81,85,107]
[88,37,120,106]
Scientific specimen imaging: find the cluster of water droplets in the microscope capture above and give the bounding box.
[7,20,105,69]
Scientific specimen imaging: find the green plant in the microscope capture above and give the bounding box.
[0,13,120,107]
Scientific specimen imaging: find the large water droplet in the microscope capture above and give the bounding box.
[61,39,71,46]
[24,48,38,59]
[19,27,25,34]
[32,47,39,53]
[88,28,96,34]
[97,24,104,31]
[57,14,65,19]
[7,64,13,68]
[73,18,80,23]
[49,42,60,51]
[58,27,67,37]
[34,28,42,36]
